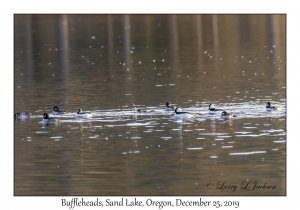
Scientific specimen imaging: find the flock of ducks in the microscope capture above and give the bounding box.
[14,106,93,125]
[14,102,280,125]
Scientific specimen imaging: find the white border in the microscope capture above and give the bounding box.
[4,1,296,209]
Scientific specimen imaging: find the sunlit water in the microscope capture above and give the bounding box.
[14,14,286,196]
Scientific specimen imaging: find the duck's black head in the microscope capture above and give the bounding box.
[14,113,20,119]
[77,108,83,114]
[53,106,59,111]
[166,102,170,107]
[267,102,271,106]
[221,111,227,115]
[43,113,49,119]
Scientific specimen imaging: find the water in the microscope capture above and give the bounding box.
[14,14,286,196]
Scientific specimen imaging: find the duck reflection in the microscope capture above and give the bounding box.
[209,117,216,133]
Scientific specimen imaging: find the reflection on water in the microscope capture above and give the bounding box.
[14,14,285,196]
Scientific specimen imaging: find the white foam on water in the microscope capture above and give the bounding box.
[187,148,203,150]
[229,151,266,155]
[50,136,63,138]
[89,135,99,138]
[210,156,218,158]
[200,133,229,135]
[273,140,286,143]
[127,123,149,126]
[229,152,253,155]
[35,131,48,133]
[235,134,260,137]
[252,151,267,154]
[222,146,233,148]
[131,137,141,139]
[234,131,252,134]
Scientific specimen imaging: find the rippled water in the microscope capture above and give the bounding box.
[14,14,286,196]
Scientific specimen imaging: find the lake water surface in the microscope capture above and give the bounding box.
[14,14,286,196]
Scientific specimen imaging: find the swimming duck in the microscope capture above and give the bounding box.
[14,112,31,119]
[76,108,93,118]
[135,108,146,114]
[266,102,280,110]
[174,107,193,118]
[220,111,237,119]
[52,106,68,115]
[208,104,224,114]
[165,102,177,111]
[43,113,59,124]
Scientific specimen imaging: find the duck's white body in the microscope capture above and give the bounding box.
[174,112,193,118]
[174,107,193,118]
[76,113,93,118]
[208,109,224,114]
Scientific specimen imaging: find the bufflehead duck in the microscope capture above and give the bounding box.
[76,108,93,118]
[174,107,193,118]
[208,104,224,114]
[14,112,31,119]
[135,108,146,114]
[165,102,176,111]
[266,102,280,110]
[52,106,68,115]
[43,113,59,124]
[220,111,237,119]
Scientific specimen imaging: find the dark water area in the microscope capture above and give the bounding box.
[14,14,286,196]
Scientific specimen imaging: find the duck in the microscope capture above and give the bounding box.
[165,102,177,111]
[135,108,146,114]
[174,107,193,118]
[43,113,59,124]
[266,102,280,110]
[52,106,68,115]
[220,111,237,119]
[76,108,93,118]
[208,104,224,114]
[14,112,31,119]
